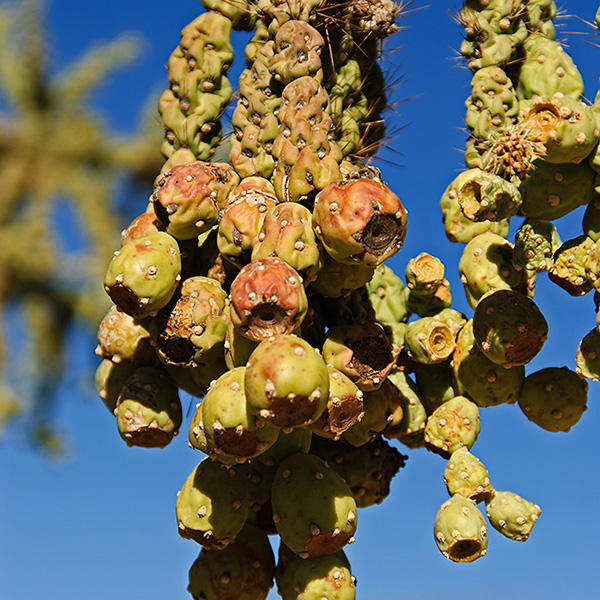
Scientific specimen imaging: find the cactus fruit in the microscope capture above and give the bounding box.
[309,365,365,440]
[443,447,493,504]
[423,396,481,458]
[312,170,408,267]
[176,459,251,549]
[453,318,524,407]
[115,365,182,448]
[270,452,357,557]
[229,257,308,341]
[151,276,229,368]
[403,316,456,365]
[94,359,135,414]
[199,367,280,462]
[433,494,488,563]
[518,366,588,432]
[275,544,356,600]
[104,232,182,318]
[187,523,275,600]
[244,334,329,430]
[485,491,541,542]
[472,289,548,367]
[576,328,600,381]
[321,322,397,391]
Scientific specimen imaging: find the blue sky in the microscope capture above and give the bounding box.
[2,0,600,598]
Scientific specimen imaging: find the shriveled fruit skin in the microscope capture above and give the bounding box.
[187,523,275,600]
[244,335,329,430]
[403,316,456,365]
[115,365,182,448]
[271,452,357,558]
[104,232,182,319]
[518,366,588,432]
[176,459,250,550]
[433,494,488,563]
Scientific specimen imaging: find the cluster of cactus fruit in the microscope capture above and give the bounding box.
[93,0,600,597]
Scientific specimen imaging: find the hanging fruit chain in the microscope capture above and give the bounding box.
[94,0,600,597]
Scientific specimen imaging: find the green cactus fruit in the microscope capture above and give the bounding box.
[381,321,408,356]
[457,168,522,222]
[104,232,182,319]
[254,427,313,468]
[440,170,510,244]
[120,209,160,246]
[404,317,456,365]
[94,359,135,414]
[406,279,452,318]
[309,253,376,298]
[458,231,524,309]
[520,159,596,221]
[317,290,376,329]
[312,169,407,267]
[251,202,323,285]
[201,367,280,463]
[485,491,541,542]
[517,33,584,101]
[423,396,481,458]
[310,435,406,509]
[244,334,329,431]
[384,369,427,448]
[513,218,560,273]
[176,459,251,549]
[452,319,524,407]
[521,95,599,164]
[472,289,548,367]
[576,328,600,381]
[404,253,453,318]
[309,365,365,440]
[229,257,308,342]
[518,366,588,432]
[275,544,356,600]
[434,308,468,337]
[443,447,494,504]
[217,177,279,267]
[548,235,595,296]
[341,379,404,447]
[187,523,275,600]
[433,494,488,563]
[414,362,457,414]
[245,460,278,533]
[583,196,600,241]
[152,161,239,239]
[271,452,357,557]
[95,305,155,367]
[167,357,228,399]
[223,319,258,370]
[151,276,229,368]
[364,263,409,324]
[115,365,182,448]
[188,405,214,456]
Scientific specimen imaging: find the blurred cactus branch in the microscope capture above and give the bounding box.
[0,0,163,452]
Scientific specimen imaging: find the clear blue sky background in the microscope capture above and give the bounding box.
[2,1,600,598]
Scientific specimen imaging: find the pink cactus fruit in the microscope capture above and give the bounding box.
[229,257,308,341]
